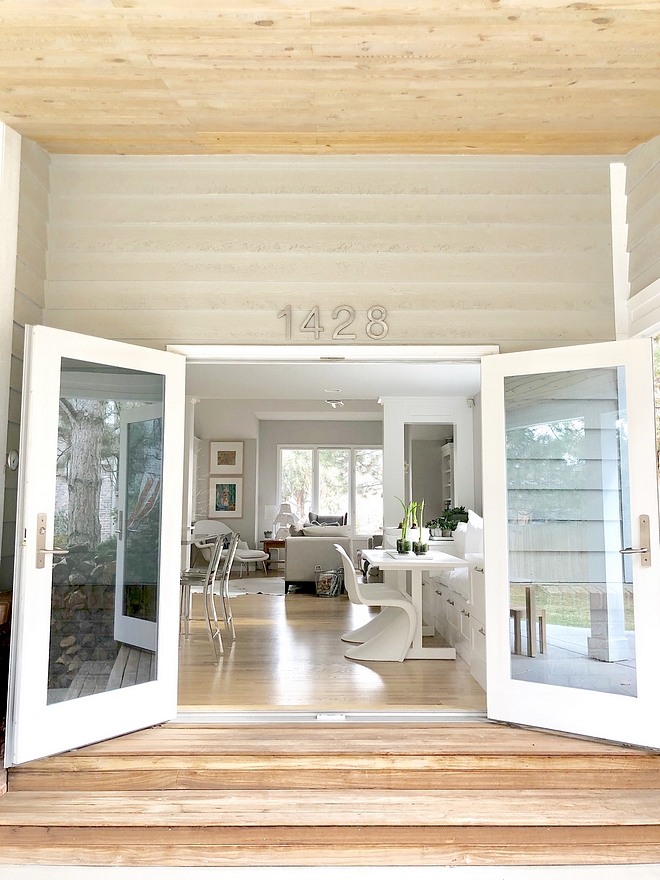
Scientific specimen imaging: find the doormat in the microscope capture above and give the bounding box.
[228,576,285,597]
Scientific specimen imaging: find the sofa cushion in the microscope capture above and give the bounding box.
[302,524,351,537]
[452,522,467,558]
[465,509,484,554]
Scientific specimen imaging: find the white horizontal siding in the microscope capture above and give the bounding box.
[625,135,660,297]
[45,154,615,352]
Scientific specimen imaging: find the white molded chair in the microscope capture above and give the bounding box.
[194,519,269,577]
[334,544,417,662]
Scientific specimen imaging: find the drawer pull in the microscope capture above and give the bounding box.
[474,567,484,573]
[435,589,443,596]
[461,609,470,618]
[446,598,455,606]
[479,626,485,635]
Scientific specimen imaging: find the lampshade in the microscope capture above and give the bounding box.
[276,502,294,516]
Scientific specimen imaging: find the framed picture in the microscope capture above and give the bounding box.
[209,441,243,475]
[209,477,243,518]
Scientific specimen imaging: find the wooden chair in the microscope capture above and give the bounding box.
[334,544,417,662]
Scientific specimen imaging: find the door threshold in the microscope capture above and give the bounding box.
[172,709,489,724]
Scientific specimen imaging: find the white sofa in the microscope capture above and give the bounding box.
[284,532,353,593]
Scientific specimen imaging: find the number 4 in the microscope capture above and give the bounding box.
[300,307,324,340]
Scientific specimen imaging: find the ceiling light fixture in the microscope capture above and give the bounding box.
[325,399,344,409]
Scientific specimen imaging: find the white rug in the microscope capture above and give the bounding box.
[228,576,285,597]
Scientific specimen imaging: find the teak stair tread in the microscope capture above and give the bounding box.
[1,788,660,827]
[5,723,660,866]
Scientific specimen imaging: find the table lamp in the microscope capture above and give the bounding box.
[273,502,298,539]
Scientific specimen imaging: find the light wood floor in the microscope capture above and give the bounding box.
[178,592,486,713]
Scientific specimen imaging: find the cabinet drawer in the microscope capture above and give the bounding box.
[470,566,486,623]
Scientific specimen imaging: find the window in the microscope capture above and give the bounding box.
[278,446,383,535]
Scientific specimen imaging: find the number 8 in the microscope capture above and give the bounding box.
[366,306,388,340]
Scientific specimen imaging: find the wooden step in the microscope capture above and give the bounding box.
[9,722,660,792]
[3,723,660,866]
[0,788,659,866]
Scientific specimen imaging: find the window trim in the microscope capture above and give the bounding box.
[277,444,383,537]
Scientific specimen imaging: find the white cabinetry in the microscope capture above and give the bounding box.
[423,553,486,690]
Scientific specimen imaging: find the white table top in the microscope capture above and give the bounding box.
[361,548,467,570]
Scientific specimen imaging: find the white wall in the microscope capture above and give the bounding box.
[382,397,474,529]
[625,136,660,298]
[1,133,46,589]
[45,154,615,352]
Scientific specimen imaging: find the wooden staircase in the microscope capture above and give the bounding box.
[1,722,660,866]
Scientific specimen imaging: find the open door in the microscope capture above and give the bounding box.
[482,338,660,748]
[5,326,185,766]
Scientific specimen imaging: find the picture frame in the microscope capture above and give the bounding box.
[209,440,243,475]
[208,477,243,519]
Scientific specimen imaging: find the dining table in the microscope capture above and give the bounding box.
[361,547,468,660]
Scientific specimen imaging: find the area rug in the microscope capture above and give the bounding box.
[228,576,285,597]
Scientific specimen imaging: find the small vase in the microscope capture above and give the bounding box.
[413,542,428,555]
[396,539,411,554]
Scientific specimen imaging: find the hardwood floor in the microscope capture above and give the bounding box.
[177,592,486,713]
[3,724,660,866]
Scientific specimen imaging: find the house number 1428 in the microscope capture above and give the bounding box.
[277,305,389,341]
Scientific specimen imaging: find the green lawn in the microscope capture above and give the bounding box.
[509,583,635,631]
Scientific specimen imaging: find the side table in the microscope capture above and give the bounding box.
[260,539,286,575]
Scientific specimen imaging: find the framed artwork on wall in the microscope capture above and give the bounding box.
[209,477,243,518]
[209,441,243,475]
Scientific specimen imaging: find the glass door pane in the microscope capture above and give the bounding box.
[49,362,164,704]
[505,367,635,696]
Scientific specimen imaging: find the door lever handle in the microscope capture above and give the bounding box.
[619,515,651,567]
[36,512,69,569]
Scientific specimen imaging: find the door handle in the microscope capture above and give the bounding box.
[116,510,124,541]
[619,515,651,567]
[36,513,69,569]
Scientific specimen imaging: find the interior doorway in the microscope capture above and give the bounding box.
[171,344,492,719]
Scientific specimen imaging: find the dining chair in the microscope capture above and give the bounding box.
[180,535,225,661]
[334,544,417,662]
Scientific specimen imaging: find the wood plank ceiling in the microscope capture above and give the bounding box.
[0,0,659,155]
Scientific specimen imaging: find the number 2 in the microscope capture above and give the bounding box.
[332,306,356,340]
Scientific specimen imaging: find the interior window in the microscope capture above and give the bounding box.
[278,446,383,535]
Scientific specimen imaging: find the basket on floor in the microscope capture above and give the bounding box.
[314,566,344,597]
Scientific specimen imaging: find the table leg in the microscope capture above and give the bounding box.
[525,584,537,658]
[405,568,456,660]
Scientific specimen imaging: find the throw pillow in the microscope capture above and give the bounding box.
[289,525,305,537]
[302,525,351,537]
[465,510,484,554]
[308,511,348,526]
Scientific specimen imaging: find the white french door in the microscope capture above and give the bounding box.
[115,403,164,652]
[5,326,185,766]
[482,338,660,748]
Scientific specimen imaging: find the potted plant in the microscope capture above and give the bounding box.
[427,511,459,537]
[395,497,412,553]
[412,500,428,554]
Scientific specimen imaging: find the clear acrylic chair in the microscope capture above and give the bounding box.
[180,534,226,661]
